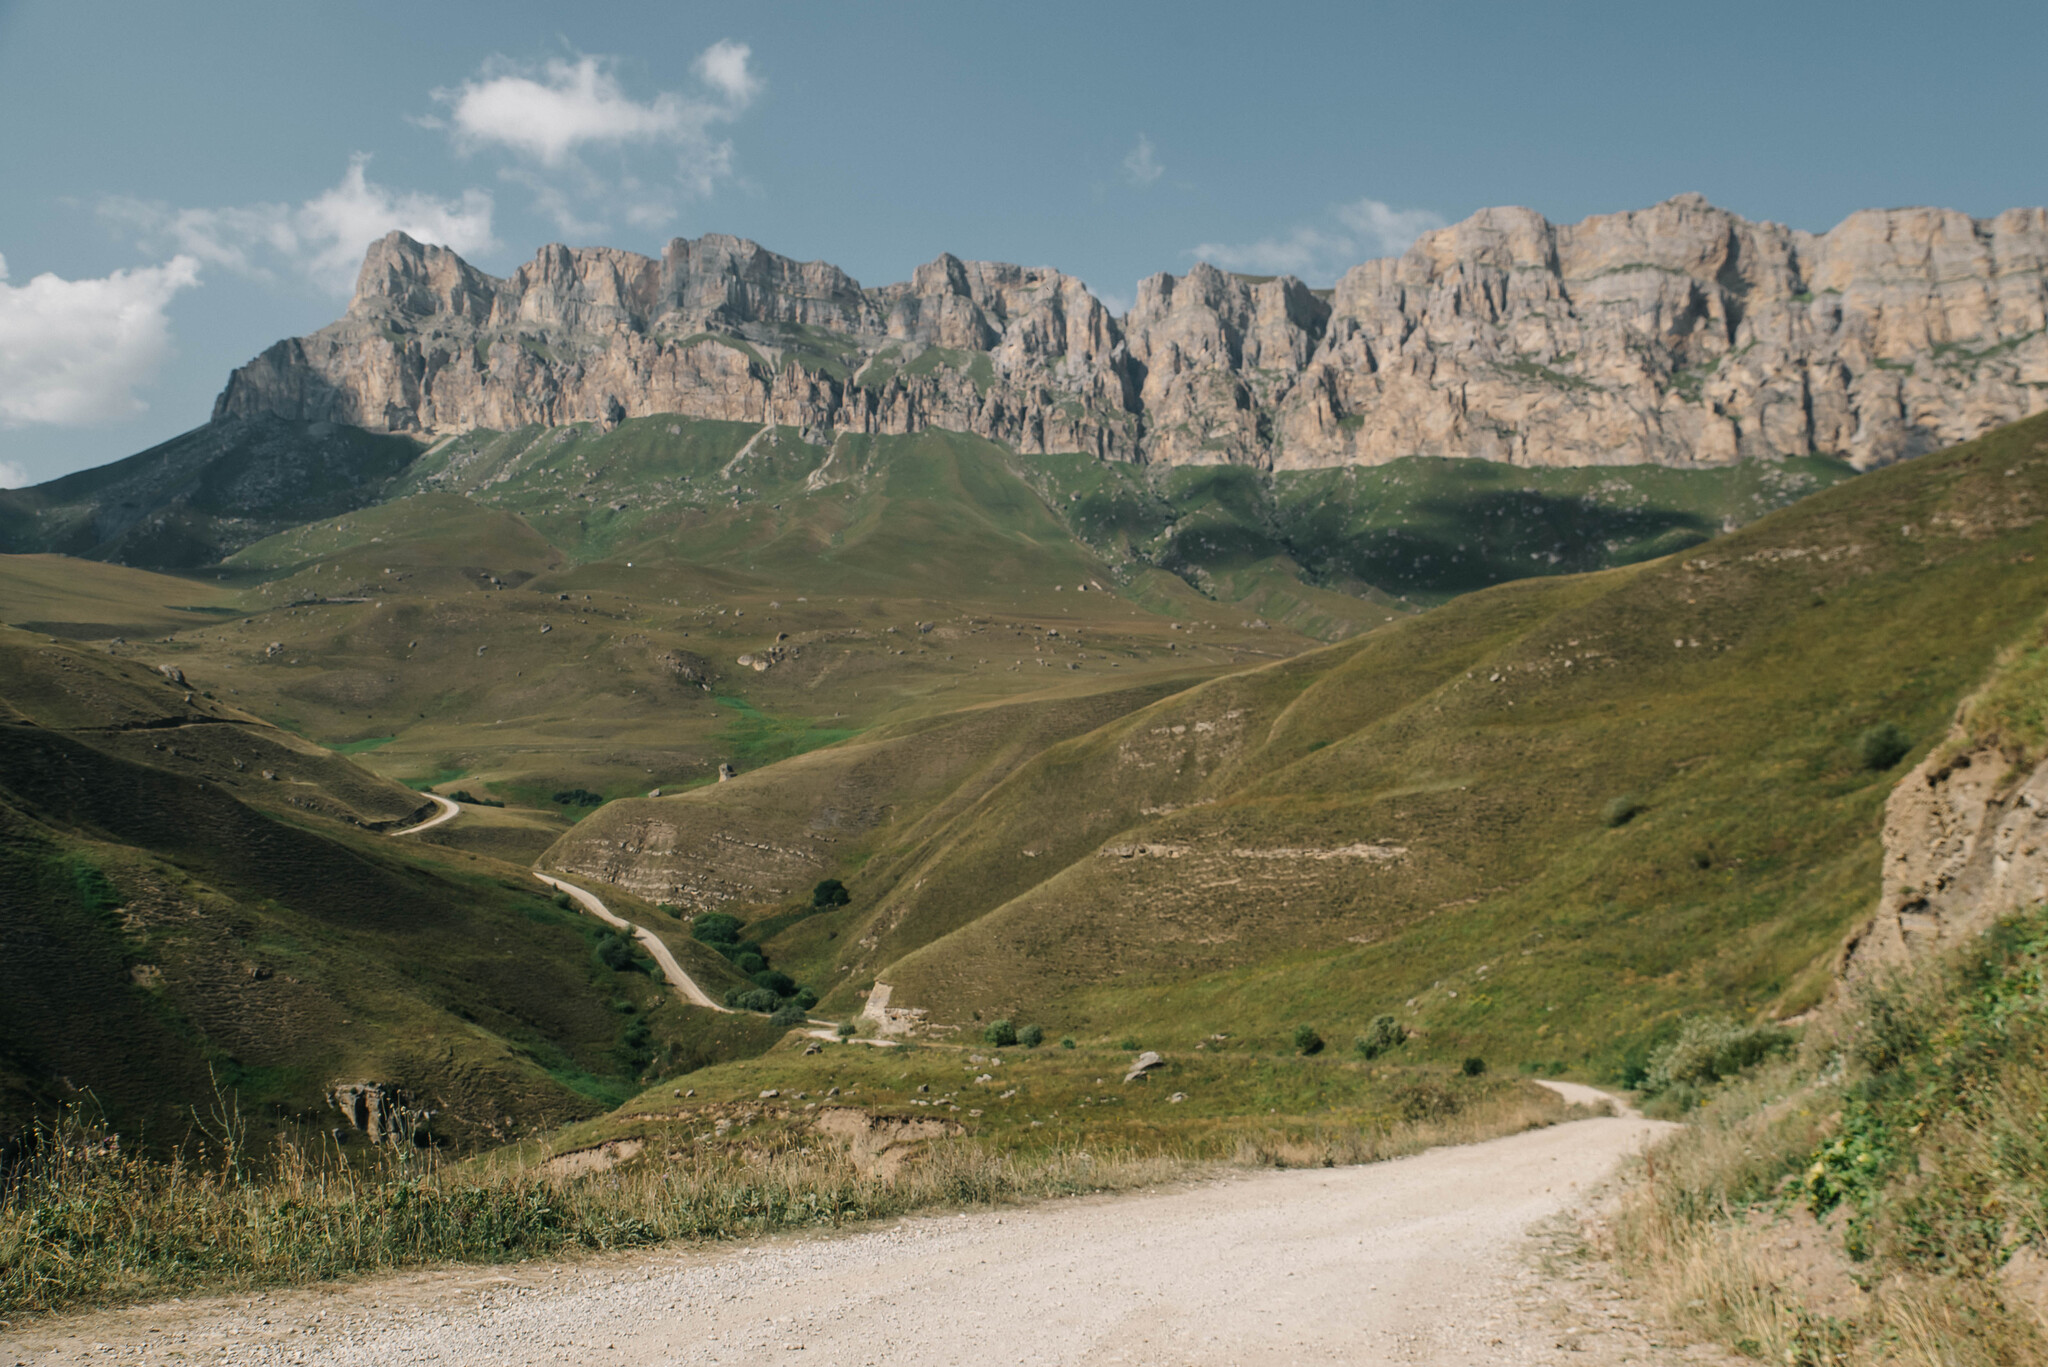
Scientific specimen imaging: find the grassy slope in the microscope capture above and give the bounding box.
[0,417,424,567]
[775,414,2048,1081]
[1613,902,2048,1363]
[0,630,728,1148]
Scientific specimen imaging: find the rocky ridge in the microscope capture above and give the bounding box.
[217,195,2048,471]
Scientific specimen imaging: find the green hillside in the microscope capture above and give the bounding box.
[0,417,423,568]
[552,413,2048,1083]
[0,628,736,1149]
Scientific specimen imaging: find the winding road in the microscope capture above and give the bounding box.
[389,791,461,836]
[534,872,730,1012]
[380,796,730,1013]
[2,1093,1716,1366]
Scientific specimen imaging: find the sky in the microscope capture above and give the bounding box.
[2,0,2044,487]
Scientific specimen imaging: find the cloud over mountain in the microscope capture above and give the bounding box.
[102,157,497,296]
[0,251,200,427]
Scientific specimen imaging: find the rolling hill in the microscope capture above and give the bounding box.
[546,411,2048,1081]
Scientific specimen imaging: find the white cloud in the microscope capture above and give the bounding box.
[104,157,497,296]
[1189,225,1354,278]
[1123,134,1163,187]
[1189,197,1447,282]
[0,460,28,488]
[1336,198,1447,256]
[694,39,762,106]
[0,251,200,427]
[430,45,760,222]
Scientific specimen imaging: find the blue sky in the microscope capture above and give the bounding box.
[2,0,2044,485]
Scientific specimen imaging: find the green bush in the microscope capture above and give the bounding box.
[593,932,635,973]
[1460,1056,1488,1077]
[750,969,796,997]
[836,1021,856,1039]
[810,878,851,909]
[551,788,605,808]
[795,987,818,1010]
[984,1019,1018,1047]
[734,951,767,976]
[1017,1024,1044,1048]
[1116,1036,1139,1050]
[691,913,743,945]
[769,1001,808,1027]
[1059,1036,1076,1049]
[1601,795,1647,828]
[1354,1015,1407,1060]
[553,892,572,910]
[736,988,779,1013]
[1857,722,1912,771]
[1640,1016,1792,1099]
[1293,1024,1325,1056]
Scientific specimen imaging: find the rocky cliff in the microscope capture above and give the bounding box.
[216,195,2048,471]
[1845,746,2048,978]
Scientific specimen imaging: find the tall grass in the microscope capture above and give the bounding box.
[1,1082,1573,1319]
[1607,906,2048,1365]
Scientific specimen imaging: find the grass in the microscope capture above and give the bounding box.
[1607,902,2048,1364]
[0,628,731,1149]
[739,413,2048,1082]
[0,1057,1581,1319]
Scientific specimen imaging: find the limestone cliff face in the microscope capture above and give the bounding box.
[1844,747,2048,978]
[215,196,2048,471]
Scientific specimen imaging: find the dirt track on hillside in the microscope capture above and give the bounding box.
[534,872,729,1012]
[1,1085,1738,1366]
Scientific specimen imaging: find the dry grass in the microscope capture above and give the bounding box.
[0,1081,1576,1321]
[1607,910,2048,1366]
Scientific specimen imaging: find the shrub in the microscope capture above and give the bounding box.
[810,878,851,909]
[1641,1016,1792,1099]
[1601,795,1647,828]
[1354,1015,1407,1060]
[1293,1024,1325,1056]
[1060,1036,1076,1049]
[769,1001,808,1027]
[1017,1024,1044,1048]
[984,1019,1018,1047]
[734,952,767,976]
[553,892,572,910]
[835,1020,856,1039]
[692,913,743,945]
[750,969,796,997]
[1117,1036,1139,1050]
[736,988,779,1013]
[1460,1056,1488,1077]
[1858,722,1912,771]
[551,788,605,808]
[593,933,635,973]
[795,987,818,1010]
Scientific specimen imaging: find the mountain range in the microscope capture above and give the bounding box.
[215,194,2048,473]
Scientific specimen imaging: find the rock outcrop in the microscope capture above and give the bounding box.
[1844,746,2048,978]
[216,196,2048,471]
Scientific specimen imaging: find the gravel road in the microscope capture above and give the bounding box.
[534,872,729,1012]
[2,1087,1736,1366]
[389,793,461,836]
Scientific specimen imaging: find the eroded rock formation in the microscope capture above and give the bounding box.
[1844,746,2048,977]
[217,196,2048,471]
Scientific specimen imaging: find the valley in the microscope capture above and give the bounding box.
[4,213,2048,1362]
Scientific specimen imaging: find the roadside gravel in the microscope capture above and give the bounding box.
[1,1094,1738,1366]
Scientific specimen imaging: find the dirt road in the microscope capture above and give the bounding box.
[3,1098,1732,1366]
[534,872,729,1012]
[389,792,461,836]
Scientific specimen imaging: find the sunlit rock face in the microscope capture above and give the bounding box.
[217,195,2048,473]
